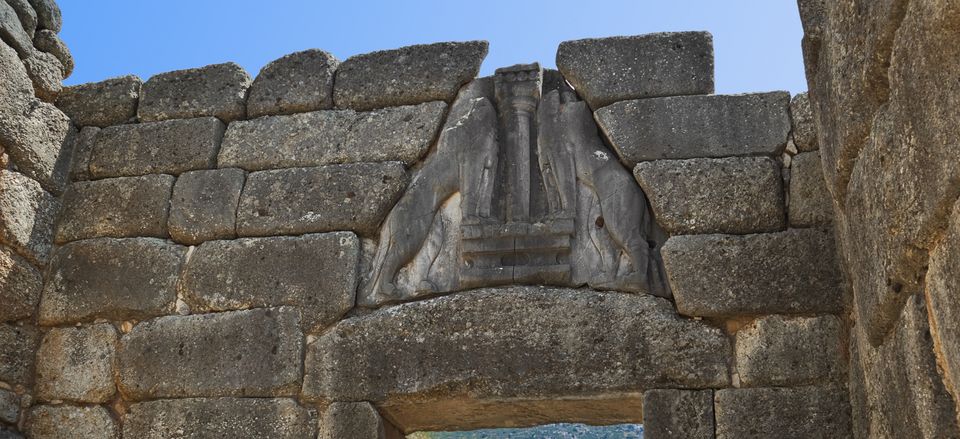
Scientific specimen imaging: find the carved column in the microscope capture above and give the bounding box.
[495,64,542,222]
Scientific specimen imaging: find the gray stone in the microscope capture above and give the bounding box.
[68,126,98,181]
[334,41,487,111]
[0,389,18,425]
[138,62,251,123]
[714,386,851,439]
[124,398,318,439]
[319,402,403,439]
[236,162,408,237]
[26,405,117,439]
[0,170,59,266]
[247,48,338,118]
[0,425,23,439]
[790,92,817,152]
[118,307,303,400]
[596,92,791,166]
[219,101,445,171]
[642,389,714,439]
[39,238,185,325]
[927,200,960,419]
[0,246,42,322]
[168,168,244,245]
[23,51,63,102]
[556,32,714,109]
[25,0,57,32]
[89,117,224,178]
[661,228,843,317]
[0,0,35,57]
[35,324,118,403]
[32,29,71,77]
[633,156,785,235]
[788,151,832,227]
[180,233,358,333]
[736,315,843,387]
[0,96,74,194]
[0,323,38,385]
[6,0,36,38]
[55,174,174,243]
[55,75,141,127]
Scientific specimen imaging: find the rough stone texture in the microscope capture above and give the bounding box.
[788,151,832,227]
[927,200,960,419]
[138,62,251,123]
[736,315,843,387]
[35,324,118,403]
[0,170,58,266]
[0,246,42,322]
[168,168,244,244]
[55,75,140,127]
[236,162,408,237]
[23,51,63,102]
[26,405,117,439]
[596,92,791,166]
[25,0,58,32]
[0,0,35,57]
[556,32,714,109]
[0,323,38,385]
[790,92,817,152]
[247,48,338,118]
[39,238,185,325]
[124,398,317,439]
[642,389,714,439]
[89,117,225,178]
[319,402,403,439]
[0,91,74,194]
[661,228,843,317]
[0,425,23,438]
[0,389,18,425]
[33,29,71,76]
[219,101,446,170]
[714,386,851,439]
[55,174,174,243]
[334,41,487,111]
[118,307,303,400]
[180,233,358,333]
[633,156,785,235]
[67,126,98,181]
[6,0,36,38]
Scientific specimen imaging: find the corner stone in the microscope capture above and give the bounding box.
[55,174,174,243]
[736,315,843,387]
[55,75,141,127]
[247,49,339,118]
[168,168,245,245]
[26,405,117,439]
[138,62,251,123]
[714,386,851,439]
[124,398,317,439]
[642,389,714,439]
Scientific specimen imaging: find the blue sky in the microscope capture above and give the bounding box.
[59,1,806,95]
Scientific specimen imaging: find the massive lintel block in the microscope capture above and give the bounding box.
[55,174,174,243]
[714,386,851,439]
[0,169,59,266]
[124,398,317,439]
[55,75,141,127]
[0,246,42,322]
[138,62,252,123]
[89,116,224,178]
[247,48,339,118]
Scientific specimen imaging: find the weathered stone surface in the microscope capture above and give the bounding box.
[596,92,791,166]
[168,168,244,244]
[788,151,832,227]
[334,41,487,111]
[55,174,174,243]
[25,0,58,32]
[68,126,98,181]
[633,156,785,235]
[180,233,358,332]
[0,97,74,194]
[736,315,843,387]
[790,92,817,152]
[661,228,843,317]
[0,323,37,385]
[0,170,59,266]
[0,425,22,438]
[319,402,402,439]
[0,389,18,425]
[220,101,445,170]
[714,386,851,439]
[35,324,118,403]
[556,32,714,109]
[39,238,185,325]
[927,200,960,418]
[138,62,251,123]
[26,405,117,439]
[118,307,303,400]
[23,51,63,102]
[89,117,225,178]
[247,48,338,118]
[6,0,36,38]
[642,389,714,439]
[33,29,71,77]
[55,75,140,127]
[0,0,34,57]
[236,162,408,237]
[0,246,41,322]
[124,398,317,439]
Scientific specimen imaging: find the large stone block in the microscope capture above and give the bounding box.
[661,228,843,317]
[54,75,141,127]
[0,170,58,266]
[790,92,818,152]
[39,238,185,325]
[25,0,58,33]
[68,126,98,182]
[33,29,72,77]
[247,49,338,118]
[0,0,34,57]
[123,398,317,439]
[89,117,225,178]
[7,0,36,38]
[118,307,303,400]
[35,324,118,403]
[596,92,791,167]
[138,62,251,123]
[735,315,843,387]
[220,101,446,171]
[55,174,174,243]
[927,200,960,418]
[0,246,42,323]
[319,402,403,439]
[0,323,37,385]
[26,405,117,439]
[334,41,487,111]
[642,389,714,439]
[236,162,408,237]
[633,156,785,235]
[714,386,851,439]
[23,51,62,102]
[788,151,832,227]
[168,168,244,245]
[556,32,714,110]
[0,98,74,194]
[0,389,18,425]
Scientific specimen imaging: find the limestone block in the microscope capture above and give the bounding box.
[26,405,117,439]
[32,29,71,76]
[55,75,141,127]
[736,315,843,387]
[138,62,251,123]
[124,398,317,439]
[89,117,224,178]
[788,151,832,227]
[0,246,42,322]
[633,156,785,235]
[642,389,714,439]
[118,307,303,400]
[0,389,18,425]
[0,170,59,266]
[68,126,98,181]
[0,0,35,57]
[596,92,791,166]
[0,323,38,385]
[927,200,960,416]
[556,32,714,109]
[168,168,244,244]
[334,41,487,111]
[35,324,118,403]
[661,228,843,317]
[236,162,408,237]
[25,0,58,32]
[715,386,851,439]
[39,238,185,325]
[55,174,174,243]
[23,51,62,102]
[6,0,36,38]
[179,233,358,333]
[790,92,817,152]
[319,402,403,439]
[247,48,338,117]
[0,98,74,195]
